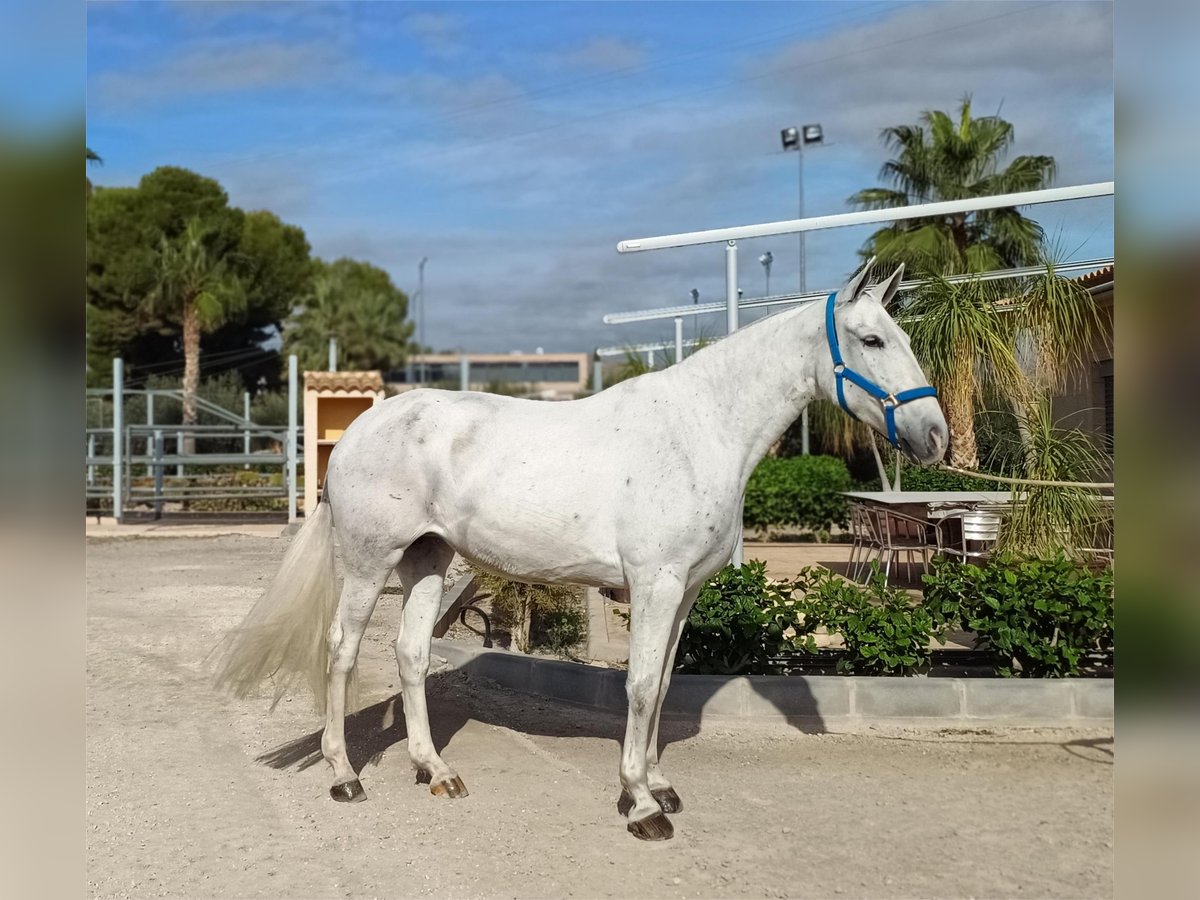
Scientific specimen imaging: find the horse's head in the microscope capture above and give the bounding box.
[817,258,948,465]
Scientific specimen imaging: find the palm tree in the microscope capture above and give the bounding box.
[144,217,245,432]
[86,146,102,197]
[899,273,1024,469]
[282,270,340,372]
[849,97,1056,273]
[282,265,414,372]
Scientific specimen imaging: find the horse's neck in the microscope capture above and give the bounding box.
[667,302,825,483]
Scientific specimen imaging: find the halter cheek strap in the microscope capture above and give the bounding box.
[825,292,938,447]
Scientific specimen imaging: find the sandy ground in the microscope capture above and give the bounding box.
[86,534,1113,899]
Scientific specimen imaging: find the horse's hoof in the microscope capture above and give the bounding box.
[430,775,469,799]
[330,779,366,802]
[619,788,681,815]
[628,811,674,841]
[653,787,683,814]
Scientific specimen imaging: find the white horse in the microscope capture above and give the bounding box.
[216,258,948,841]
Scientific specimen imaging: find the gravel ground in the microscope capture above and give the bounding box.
[86,534,1113,899]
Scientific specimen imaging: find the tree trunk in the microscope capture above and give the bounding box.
[181,300,201,455]
[944,343,979,469]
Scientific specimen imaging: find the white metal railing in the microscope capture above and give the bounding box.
[87,356,301,523]
[602,257,1115,326]
[616,182,1114,253]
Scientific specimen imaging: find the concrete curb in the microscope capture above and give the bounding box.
[431,640,1113,728]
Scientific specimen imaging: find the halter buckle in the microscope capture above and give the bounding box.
[833,363,846,375]
[881,394,898,408]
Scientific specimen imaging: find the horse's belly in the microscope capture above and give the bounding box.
[453,526,624,588]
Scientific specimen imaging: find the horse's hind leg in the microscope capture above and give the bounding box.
[322,553,401,802]
[394,535,465,798]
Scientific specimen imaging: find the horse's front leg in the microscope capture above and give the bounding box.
[620,569,687,841]
[618,584,699,818]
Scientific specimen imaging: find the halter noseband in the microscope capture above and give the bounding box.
[825,291,938,448]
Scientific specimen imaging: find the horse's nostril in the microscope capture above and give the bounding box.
[929,425,947,454]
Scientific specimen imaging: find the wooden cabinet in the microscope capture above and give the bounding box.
[303,371,385,514]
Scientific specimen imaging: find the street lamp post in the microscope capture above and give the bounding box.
[417,256,428,385]
[781,123,823,455]
[690,287,699,344]
[758,251,773,297]
[780,123,823,292]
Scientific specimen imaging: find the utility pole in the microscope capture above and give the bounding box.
[417,256,428,385]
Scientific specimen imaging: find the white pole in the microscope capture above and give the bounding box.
[725,241,739,334]
[725,242,744,567]
[87,433,96,485]
[243,391,251,468]
[617,182,1115,253]
[287,354,298,523]
[592,359,604,393]
[797,143,806,293]
[459,355,470,391]
[146,390,155,476]
[674,317,684,364]
[328,335,337,372]
[418,256,428,384]
[112,358,123,523]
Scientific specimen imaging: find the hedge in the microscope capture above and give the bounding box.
[742,455,853,531]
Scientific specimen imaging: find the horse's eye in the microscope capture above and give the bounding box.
[863,335,884,349]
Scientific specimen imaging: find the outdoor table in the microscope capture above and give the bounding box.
[842,491,1016,521]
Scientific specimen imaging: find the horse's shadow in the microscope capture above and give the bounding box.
[256,668,827,775]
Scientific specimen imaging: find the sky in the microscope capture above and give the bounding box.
[86,0,1115,357]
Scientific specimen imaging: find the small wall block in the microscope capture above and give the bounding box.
[531,659,601,706]
[1072,680,1114,719]
[595,669,627,712]
[663,675,745,717]
[963,679,1073,721]
[743,676,852,719]
[854,678,963,718]
[470,651,534,689]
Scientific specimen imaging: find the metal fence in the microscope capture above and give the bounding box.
[86,356,300,522]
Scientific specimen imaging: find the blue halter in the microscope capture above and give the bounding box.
[825,291,938,448]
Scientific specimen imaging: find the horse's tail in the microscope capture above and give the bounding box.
[213,498,340,713]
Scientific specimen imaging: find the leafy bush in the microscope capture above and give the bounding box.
[897,466,995,492]
[475,572,586,655]
[676,561,817,675]
[797,565,937,675]
[742,455,853,531]
[922,555,1114,676]
[677,562,934,676]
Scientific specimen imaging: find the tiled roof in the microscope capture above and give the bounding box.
[303,371,384,393]
[1075,264,1114,289]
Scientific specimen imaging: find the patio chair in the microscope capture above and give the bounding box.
[875,508,936,584]
[847,502,884,582]
[934,508,1004,564]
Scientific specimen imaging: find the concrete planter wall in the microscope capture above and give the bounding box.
[432,640,1113,728]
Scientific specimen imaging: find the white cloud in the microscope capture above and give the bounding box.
[92,40,346,108]
[403,11,467,59]
[556,37,648,73]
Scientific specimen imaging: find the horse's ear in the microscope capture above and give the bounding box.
[839,256,875,304]
[878,263,905,309]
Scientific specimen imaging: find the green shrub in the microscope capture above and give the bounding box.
[676,561,817,675]
[897,466,994,492]
[922,555,1114,676]
[796,565,937,675]
[742,455,853,531]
